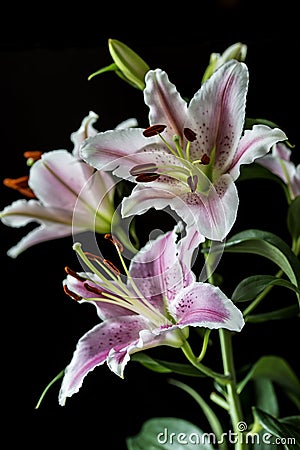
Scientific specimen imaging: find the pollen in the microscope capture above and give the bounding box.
[64,266,86,281]
[3,176,36,198]
[103,259,121,276]
[63,284,82,301]
[104,233,124,252]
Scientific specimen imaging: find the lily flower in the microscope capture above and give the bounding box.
[59,224,244,405]
[0,112,138,258]
[80,61,287,242]
[256,142,300,200]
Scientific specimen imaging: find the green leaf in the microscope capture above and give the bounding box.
[252,408,300,449]
[126,417,215,449]
[232,274,300,303]
[132,353,205,377]
[246,305,299,323]
[244,117,281,129]
[237,356,300,410]
[223,230,300,304]
[87,63,118,80]
[253,377,279,417]
[287,196,300,239]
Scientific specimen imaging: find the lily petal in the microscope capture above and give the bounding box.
[58,315,149,405]
[144,69,188,143]
[71,111,99,159]
[64,274,133,319]
[229,124,288,180]
[129,226,190,305]
[80,128,151,172]
[0,199,75,258]
[187,60,248,169]
[169,282,244,332]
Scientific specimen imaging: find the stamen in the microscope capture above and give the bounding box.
[130,163,158,176]
[184,128,197,142]
[135,173,160,182]
[63,284,82,301]
[84,282,103,296]
[103,259,121,276]
[187,174,198,193]
[173,135,185,159]
[104,233,124,252]
[23,151,43,161]
[64,266,87,282]
[143,124,167,137]
[3,176,36,198]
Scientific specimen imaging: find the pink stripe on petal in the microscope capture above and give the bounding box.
[169,282,244,332]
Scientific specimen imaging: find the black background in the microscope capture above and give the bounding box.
[1,1,299,448]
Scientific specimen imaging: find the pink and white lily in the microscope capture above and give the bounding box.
[256,142,300,200]
[59,225,244,405]
[80,61,287,241]
[0,112,137,257]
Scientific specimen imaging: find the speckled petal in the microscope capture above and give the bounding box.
[58,315,149,405]
[169,282,244,332]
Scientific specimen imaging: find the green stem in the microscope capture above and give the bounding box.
[219,329,247,450]
[181,340,230,385]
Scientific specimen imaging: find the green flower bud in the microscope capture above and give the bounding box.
[108,39,150,90]
[202,42,248,84]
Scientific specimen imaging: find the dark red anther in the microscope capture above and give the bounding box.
[184,128,197,142]
[201,154,210,165]
[143,124,167,137]
[23,151,43,161]
[103,259,121,276]
[135,173,160,182]
[84,282,103,296]
[104,234,124,252]
[63,284,82,301]
[64,266,86,282]
[130,163,158,176]
[3,176,36,198]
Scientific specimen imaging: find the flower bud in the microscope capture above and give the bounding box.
[108,39,150,90]
[202,42,247,83]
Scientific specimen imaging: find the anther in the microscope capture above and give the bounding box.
[104,234,124,252]
[201,154,210,165]
[135,173,160,182]
[84,282,103,296]
[84,251,103,263]
[143,124,167,137]
[103,259,121,276]
[184,128,197,142]
[63,284,82,301]
[130,163,158,176]
[64,266,86,281]
[3,176,36,198]
[23,151,43,161]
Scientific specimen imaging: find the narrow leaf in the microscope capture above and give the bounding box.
[253,408,300,449]
[232,274,300,303]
